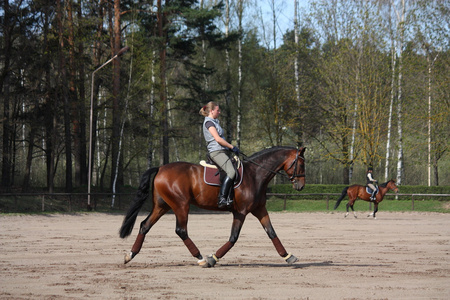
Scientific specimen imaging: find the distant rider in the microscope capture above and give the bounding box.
[366,167,378,201]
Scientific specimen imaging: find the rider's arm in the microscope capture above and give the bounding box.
[208,126,233,150]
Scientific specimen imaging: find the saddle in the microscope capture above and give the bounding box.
[200,154,243,188]
[366,186,378,195]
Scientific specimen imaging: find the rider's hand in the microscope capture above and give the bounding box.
[232,146,240,155]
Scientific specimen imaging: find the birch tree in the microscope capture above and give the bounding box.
[294,0,303,145]
[391,0,407,185]
[384,2,396,182]
[236,0,244,148]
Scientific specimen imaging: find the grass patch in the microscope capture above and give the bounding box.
[266,197,450,213]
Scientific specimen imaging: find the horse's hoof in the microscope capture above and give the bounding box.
[197,258,208,267]
[202,254,218,268]
[124,251,134,264]
[284,253,298,265]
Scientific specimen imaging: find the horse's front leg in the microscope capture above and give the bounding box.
[367,203,378,219]
[252,207,298,265]
[204,211,246,268]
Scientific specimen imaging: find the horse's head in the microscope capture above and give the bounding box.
[388,179,399,193]
[284,147,306,191]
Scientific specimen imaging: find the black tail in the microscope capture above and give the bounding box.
[334,186,349,210]
[119,167,159,238]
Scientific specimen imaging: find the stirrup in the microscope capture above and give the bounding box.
[217,197,228,209]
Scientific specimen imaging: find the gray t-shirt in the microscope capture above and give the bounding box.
[203,117,226,153]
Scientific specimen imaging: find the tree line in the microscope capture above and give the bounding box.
[1,0,448,194]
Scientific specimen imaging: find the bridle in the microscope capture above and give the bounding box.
[286,148,306,181]
[241,148,305,182]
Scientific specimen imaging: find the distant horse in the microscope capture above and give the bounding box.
[120,146,306,267]
[334,180,398,219]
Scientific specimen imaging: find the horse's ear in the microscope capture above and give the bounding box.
[300,146,306,155]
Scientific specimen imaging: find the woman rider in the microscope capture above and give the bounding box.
[199,101,240,209]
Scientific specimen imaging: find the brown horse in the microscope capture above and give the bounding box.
[334,179,398,219]
[119,146,306,267]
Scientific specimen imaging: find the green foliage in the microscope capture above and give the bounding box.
[269,184,347,194]
[1,0,449,193]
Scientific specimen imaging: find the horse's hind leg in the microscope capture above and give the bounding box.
[346,200,357,218]
[252,207,298,265]
[350,204,357,218]
[124,203,170,264]
[172,207,205,265]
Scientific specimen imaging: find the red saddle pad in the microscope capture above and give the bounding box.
[203,165,243,188]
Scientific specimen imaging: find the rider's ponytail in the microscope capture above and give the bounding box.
[199,101,218,117]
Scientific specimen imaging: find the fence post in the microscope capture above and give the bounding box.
[411,195,414,211]
[42,195,45,212]
[283,195,287,210]
[326,195,329,210]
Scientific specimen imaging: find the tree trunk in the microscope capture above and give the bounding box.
[385,9,395,182]
[148,50,156,168]
[158,0,169,165]
[77,0,87,186]
[1,0,12,189]
[201,0,208,91]
[67,0,82,187]
[433,157,439,186]
[111,0,123,189]
[294,0,302,144]
[225,0,232,142]
[89,0,106,188]
[23,128,35,189]
[236,0,243,149]
[396,0,405,186]
[57,0,73,192]
[426,50,439,186]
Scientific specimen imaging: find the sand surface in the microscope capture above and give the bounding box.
[1,211,449,299]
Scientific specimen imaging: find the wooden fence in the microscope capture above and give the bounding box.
[1,192,449,213]
[267,193,450,211]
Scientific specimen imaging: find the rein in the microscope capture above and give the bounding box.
[240,149,305,182]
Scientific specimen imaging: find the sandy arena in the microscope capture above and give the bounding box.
[0,211,449,299]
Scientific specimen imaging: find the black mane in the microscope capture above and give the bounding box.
[379,180,394,188]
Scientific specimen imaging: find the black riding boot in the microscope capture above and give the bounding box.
[218,176,234,209]
[371,191,376,201]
